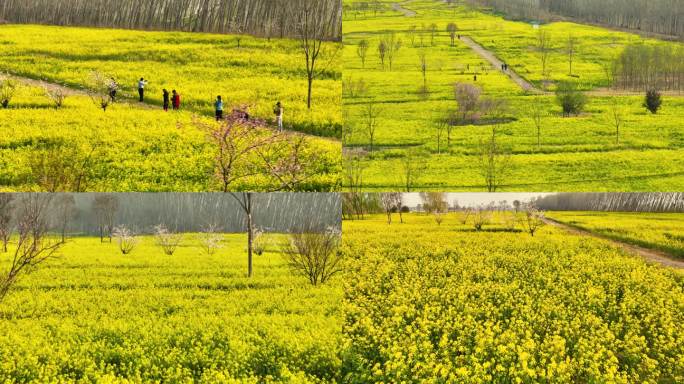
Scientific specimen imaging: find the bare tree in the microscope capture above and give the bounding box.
[478,127,511,192]
[0,194,14,252]
[377,40,388,69]
[521,205,545,236]
[0,77,18,109]
[54,194,76,243]
[390,192,404,223]
[530,96,545,148]
[344,154,367,219]
[609,97,624,145]
[113,225,138,254]
[428,23,438,45]
[382,33,402,71]
[536,30,552,87]
[230,192,256,277]
[458,207,473,224]
[200,223,223,256]
[434,116,448,154]
[472,206,491,231]
[407,25,417,46]
[566,33,577,76]
[86,71,113,111]
[29,142,97,192]
[294,0,341,109]
[154,224,183,255]
[380,193,399,224]
[281,228,342,286]
[43,86,67,108]
[418,50,429,96]
[401,149,424,192]
[0,194,62,303]
[92,194,119,243]
[446,23,458,46]
[454,82,482,124]
[363,101,381,154]
[357,39,369,68]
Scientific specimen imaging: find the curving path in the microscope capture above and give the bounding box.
[392,1,416,17]
[543,217,684,270]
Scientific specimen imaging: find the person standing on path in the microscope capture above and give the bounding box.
[108,78,118,102]
[171,90,181,110]
[274,101,284,132]
[138,78,148,102]
[214,96,224,121]
[162,89,170,111]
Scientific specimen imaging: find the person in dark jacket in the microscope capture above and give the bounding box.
[162,89,170,111]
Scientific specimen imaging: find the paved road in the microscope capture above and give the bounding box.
[544,217,684,270]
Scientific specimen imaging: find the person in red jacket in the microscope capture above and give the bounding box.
[171,90,181,110]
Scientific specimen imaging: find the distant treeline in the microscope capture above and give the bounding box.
[0,0,342,40]
[1,193,341,235]
[534,193,684,212]
[470,0,684,39]
[612,44,684,91]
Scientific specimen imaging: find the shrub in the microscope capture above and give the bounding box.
[154,224,182,256]
[555,82,587,116]
[281,228,342,285]
[643,89,662,114]
[113,225,138,255]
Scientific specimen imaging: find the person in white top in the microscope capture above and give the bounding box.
[137,78,148,102]
[274,101,284,132]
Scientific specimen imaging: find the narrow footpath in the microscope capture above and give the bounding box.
[543,217,684,270]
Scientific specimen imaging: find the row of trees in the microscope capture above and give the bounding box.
[0,192,343,304]
[533,192,684,212]
[612,44,684,91]
[471,0,684,39]
[0,0,342,40]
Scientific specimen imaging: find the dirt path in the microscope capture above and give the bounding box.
[459,36,541,93]
[543,218,684,270]
[392,1,416,17]
[6,73,333,140]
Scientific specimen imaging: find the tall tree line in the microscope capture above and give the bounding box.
[0,193,341,235]
[471,0,684,39]
[0,0,342,40]
[533,193,684,212]
[612,43,684,90]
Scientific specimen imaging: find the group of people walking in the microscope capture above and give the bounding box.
[106,76,284,131]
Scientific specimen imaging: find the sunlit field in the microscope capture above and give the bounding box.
[546,211,684,258]
[342,0,684,191]
[0,86,341,192]
[0,24,341,137]
[0,235,343,383]
[342,213,684,382]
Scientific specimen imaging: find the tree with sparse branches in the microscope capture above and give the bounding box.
[0,76,18,109]
[92,194,119,243]
[281,228,342,286]
[44,86,67,108]
[357,39,369,68]
[530,96,545,148]
[154,224,183,255]
[113,225,138,254]
[478,127,511,192]
[294,0,341,109]
[609,97,624,145]
[522,205,545,236]
[87,71,114,111]
[54,194,76,243]
[0,194,62,303]
[446,23,458,46]
[0,194,14,252]
[363,101,381,154]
